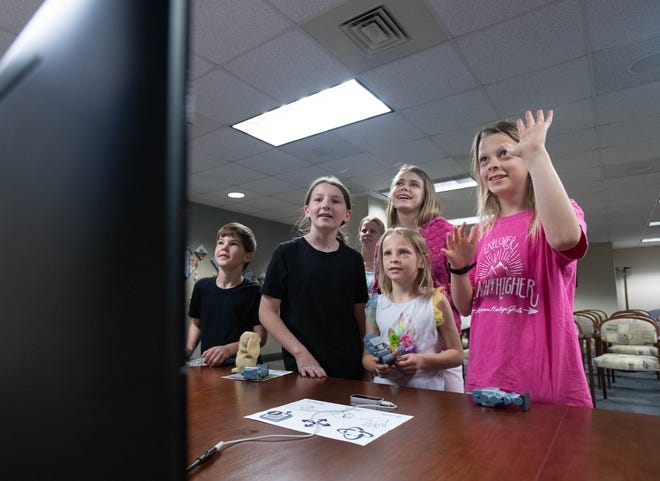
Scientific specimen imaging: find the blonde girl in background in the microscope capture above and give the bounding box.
[259,176,368,380]
[443,110,591,407]
[375,164,464,392]
[363,227,463,390]
[358,215,385,295]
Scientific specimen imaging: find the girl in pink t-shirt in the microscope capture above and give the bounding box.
[443,110,592,407]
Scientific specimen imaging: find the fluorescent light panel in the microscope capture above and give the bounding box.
[448,216,480,226]
[434,177,477,193]
[641,237,660,243]
[650,221,660,227]
[232,79,391,146]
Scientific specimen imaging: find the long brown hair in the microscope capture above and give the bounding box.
[293,176,352,243]
[385,164,442,228]
[376,227,434,300]
[470,121,540,238]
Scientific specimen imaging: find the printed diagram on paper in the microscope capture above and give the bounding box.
[245,398,412,446]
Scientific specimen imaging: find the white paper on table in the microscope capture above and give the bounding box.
[245,398,412,446]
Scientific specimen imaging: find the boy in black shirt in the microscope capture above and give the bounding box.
[185,223,266,367]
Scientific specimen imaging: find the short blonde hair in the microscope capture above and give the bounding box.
[376,227,434,299]
[358,216,385,239]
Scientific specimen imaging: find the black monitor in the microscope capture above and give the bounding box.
[0,1,188,479]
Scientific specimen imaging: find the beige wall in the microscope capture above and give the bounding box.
[574,242,619,314]
[613,245,660,311]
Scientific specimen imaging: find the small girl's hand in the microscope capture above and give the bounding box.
[507,109,553,161]
[442,222,479,269]
[395,354,423,376]
[374,359,391,378]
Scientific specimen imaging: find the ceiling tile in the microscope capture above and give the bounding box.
[486,58,591,118]
[193,69,278,125]
[359,43,476,109]
[316,153,390,178]
[189,113,223,140]
[586,0,660,51]
[368,138,449,167]
[595,80,660,124]
[335,112,424,149]
[0,0,43,33]
[457,0,584,84]
[593,34,660,95]
[402,89,498,135]
[239,176,300,196]
[273,165,331,188]
[597,113,660,148]
[268,0,351,23]
[600,138,660,166]
[191,0,291,64]
[189,149,227,174]
[278,131,362,164]
[546,128,597,158]
[194,127,270,161]
[200,162,266,185]
[234,149,313,176]
[427,0,554,37]
[225,30,352,103]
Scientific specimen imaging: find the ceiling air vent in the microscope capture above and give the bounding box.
[340,6,408,56]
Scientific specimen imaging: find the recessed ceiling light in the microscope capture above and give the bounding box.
[649,221,660,227]
[227,192,245,199]
[232,79,391,146]
[641,237,660,243]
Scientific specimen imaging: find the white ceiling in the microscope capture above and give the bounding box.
[2,0,660,248]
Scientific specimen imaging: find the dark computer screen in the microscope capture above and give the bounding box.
[0,1,188,479]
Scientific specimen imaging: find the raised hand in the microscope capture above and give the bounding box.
[507,109,553,161]
[442,222,479,270]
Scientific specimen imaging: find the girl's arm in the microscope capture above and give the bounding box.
[510,110,582,251]
[442,223,479,316]
[258,294,327,377]
[395,293,463,374]
[361,301,392,377]
[354,303,366,340]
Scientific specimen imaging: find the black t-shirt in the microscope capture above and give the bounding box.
[261,237,368,380]
[188,277,261,353]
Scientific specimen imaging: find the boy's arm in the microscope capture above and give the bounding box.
[201,342,240,367]
[259,294,326,377]
[253,324,267,346]
[185,318,201,359]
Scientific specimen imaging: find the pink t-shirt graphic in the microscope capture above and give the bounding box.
[465,201,592,407]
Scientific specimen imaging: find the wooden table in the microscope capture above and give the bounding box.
[187,367,660,480]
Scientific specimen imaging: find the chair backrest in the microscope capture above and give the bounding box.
[599,317,660,346]
[574,313,596,337]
